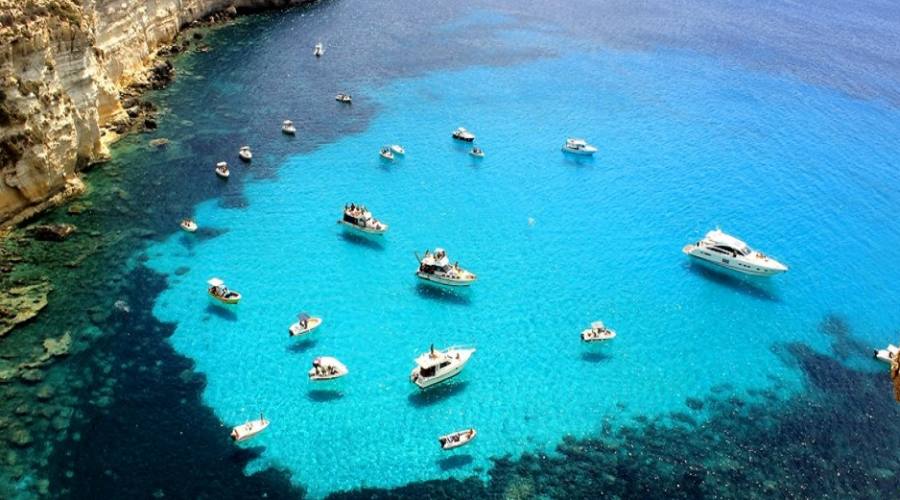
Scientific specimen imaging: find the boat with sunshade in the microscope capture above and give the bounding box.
[309,356,349,381]
[338,203,388,235]
[207,278,241,304]
[230,414,269,441]
[289,313,323,337]
[581,321,616,342]
[439,428,477,450]
[416,248,476,286]
[410,344,475,389]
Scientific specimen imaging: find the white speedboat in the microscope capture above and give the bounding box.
[282,120,297,135]
[683,229,788,276]
[439,429,477,450]
[581,321,616,342]
[230,414,269,441]
[561,138,598,155]
[215,161,229,178]
[452,127,475,142]
[336,93,352,103]
[390,144,405,155]
[207,277,241,305]
[180,218,197,233]
[314,42,324,57]
[874,344,899,364]
[289,312,323,337]
[338,203,388,235]
[410,344,475,389]
[239,146,252,162]
[416,248,476,286]
[379,146,395,161]
[469,146,485,158]
[309,356,348,381]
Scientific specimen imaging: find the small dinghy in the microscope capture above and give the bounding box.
[581,321,616,342]
[289,312,323,337]
[336,93,352,103]
[207,278,241,305]
[230,414,269,441]
[215,161,230,179]
[379,146,395,161]
[180,218,197,233]
[282,120,297,135]
[238,146,252,162]
[314,42,324,57]
[469,146,485,158]
[439,429,477,450]
[308,356,349,381]
[390,144,405,155]
[874,344,899,364]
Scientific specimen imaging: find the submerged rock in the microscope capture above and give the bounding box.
[8,428,32,447]
[43,332,72,358]
[31,223,77,241]
[0,280,52,336]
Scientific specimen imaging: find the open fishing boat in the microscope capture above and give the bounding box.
[207,278,241,304]
[438,428,477,450]
[581,321,616,342]
[215,161,229,178]
[230,414,269,441]
[289,313,323,337]
[308,356,349,381]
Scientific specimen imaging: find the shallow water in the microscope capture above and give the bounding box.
[128,3,900,496]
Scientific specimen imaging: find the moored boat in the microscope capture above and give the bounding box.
[452,127,475,142]
[336,93,352,103]
[289,313,323,337]
[338,203,388,235]
[239,146,252,162]
[561,138,598,155]
[416,248,476,286]
[230,414,269,441]
[215,161,229,178]
[390,144,406,155]
[180,218,197,233]
[469,146,485,158]
[379,146,395,161]
[581,321,616,342]
[282,120,297,135]
[314,42,324,57]
[439,428,477,450]
[683,229,788,277]
[207,278,241,304]
[410,344,475,389]
[874,344,899,364]
[309,356,349,381]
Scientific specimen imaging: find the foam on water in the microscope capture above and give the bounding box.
[144,20,900,499]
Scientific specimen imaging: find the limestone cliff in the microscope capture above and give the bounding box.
[0,0,308,227]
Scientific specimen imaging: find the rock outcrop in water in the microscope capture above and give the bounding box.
[0,0,309,227]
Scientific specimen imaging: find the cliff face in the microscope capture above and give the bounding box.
[0,0,305,227]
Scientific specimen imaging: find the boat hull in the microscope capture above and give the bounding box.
[581,329,616,342]
[339,220,387,235]
[414,364,464,389]
[683,245,786,277]
[215,169,229,179]
[416,272,475,287]
[453,135,475,142]
[561,146,596,155]
[209,291,241,304]
[239,153,252,162]
[180,223,197,233]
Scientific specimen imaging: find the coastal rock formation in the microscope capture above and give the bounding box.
[0,280,52,337]
[0,0,309,227]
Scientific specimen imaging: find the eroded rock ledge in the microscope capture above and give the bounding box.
[0,0,310,227]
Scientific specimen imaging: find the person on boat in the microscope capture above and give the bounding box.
[299,317,308,329]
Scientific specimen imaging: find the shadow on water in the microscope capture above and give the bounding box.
[414,283,471,306]
[562,153,595,167]
[308,389,344,402]
[408,381,470,408]
[229,445,265,465]
[287,338,317,354]
[339,231,385,251]
[206,303,238,321]
[686,261,781,302]
[580,351,611,363]
[437,454,474,471]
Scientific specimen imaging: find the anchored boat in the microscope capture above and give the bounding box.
[338,203,388,235]
[180,218,197,233]
[581,321,616,342]
[416,248,476,286]
[289,312,323,337]
[230,414,269,441]
[683,229,788,277]
[314,42,324,57]
[207,278,241,305]
[469,146,485,158]
[439,428,477,450]
[282,120,297,135]
[452,127,475,142]
[309,356,348,381]
[335,93,352,103]
[561,138,598,155]
[215,161,229,179]
[238,146,252,162]
[875,344,899,364]
[410,344,475,389]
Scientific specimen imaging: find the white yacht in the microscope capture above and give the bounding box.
[561,138,598,155]
[309,356,348,381]
[314,42,324,57]
[230,414,269,441]
[289,312,323,337]
[581,321,616,342]
[338,203,388,235]
[180,218,197,233]
[410,345,475,389]
[416,248,476,286]
[683,229,788,276]
[439,429,477,450]
[238,146,252,162]
[379,146,395,161]
[215,161,229,178]
[282,120,297,135]
[335,93,352,103]
[452,127,475,142]
[874,344,899,364]
[390,144,406,155]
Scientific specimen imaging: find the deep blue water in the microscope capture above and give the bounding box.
[47,0,900,497]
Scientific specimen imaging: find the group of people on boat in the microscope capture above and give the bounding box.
[311,358,339,377]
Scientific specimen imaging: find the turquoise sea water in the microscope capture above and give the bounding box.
[138,12,900,494]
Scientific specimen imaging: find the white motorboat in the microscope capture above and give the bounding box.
[308,356,349,381]
[239,146,252,162]
[180,218,197,233]
[335,93,352,103]
[379,147,395,161]
[207,277,241,305]
[416,248,476,286]
[439,429,477,450]
[469,146,485,158]
[282,120,297,135]
[230,414,269,441]
[215,161,229,179]
[874,344,899,364]
[561,138,598,155]
[338,203,389,235]
[452,127,475,142]
[581,321,617,342]
[410,344,475,389]
[314,42,324,57]
[289,313,323,337]
[390,144,406,155]
[683,229,788,277]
